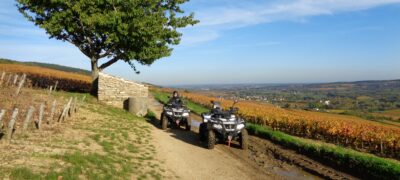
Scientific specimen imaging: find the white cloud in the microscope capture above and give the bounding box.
[181,0,400,45]
[197,0,400,27]
[179,29,220,46]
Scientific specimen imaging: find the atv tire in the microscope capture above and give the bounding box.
[239,128,249,150]
[161,114,168,130]
[207,130,216,149]
[185,122,191,131]
[199,123,207,141]
[160,113,164,126]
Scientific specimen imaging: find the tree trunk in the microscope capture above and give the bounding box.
[90,58,99,96]
[91,60,99,80]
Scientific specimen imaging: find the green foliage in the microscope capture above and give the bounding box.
[307,102,319,109]
[246,123,400,180]
[145,110,157,122]
[17,0,199,75]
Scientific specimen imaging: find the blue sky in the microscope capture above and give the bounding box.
[0,0,399,85]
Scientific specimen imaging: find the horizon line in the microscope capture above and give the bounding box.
[162,78,400,88]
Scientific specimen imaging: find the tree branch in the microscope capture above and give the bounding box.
[99,56,120,70]
[99,45,115,59]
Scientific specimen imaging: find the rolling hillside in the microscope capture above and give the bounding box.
[0,59,91,92]
[0,58,91,76]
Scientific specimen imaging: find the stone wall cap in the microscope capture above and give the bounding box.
[99,72,147,87]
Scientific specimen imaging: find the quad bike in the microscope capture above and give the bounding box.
[160,98,191,131]
[199,100,248,150]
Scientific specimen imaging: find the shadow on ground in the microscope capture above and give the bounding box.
[145,113,242,150]
[145,114,206,149]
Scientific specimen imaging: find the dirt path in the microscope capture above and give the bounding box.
[147,96,320,180]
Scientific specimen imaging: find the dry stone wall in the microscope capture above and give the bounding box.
[98,72,148,109]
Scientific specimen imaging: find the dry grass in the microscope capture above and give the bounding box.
[0,89,164,179]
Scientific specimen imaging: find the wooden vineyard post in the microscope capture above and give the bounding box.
[37,103,45,129]
[69,97,74,116]
[54,81,58,91]
[12,74,19,86]
[65,97,73,120]
[69,97,77,116]
[74,97,78,113]
[6,73,12,85]
[48,100,57,124]
[75,95,86,112]
[5,108,19,142]
[0,71,5,86]
[23,106,35,131]
[0,109,6,129]
[48,86,53,95]
[58,103,67,122]
[15,74,26,96]
[59,97,73,122]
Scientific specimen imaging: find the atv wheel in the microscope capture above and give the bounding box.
[207,130,216,149]
[185,122,191,131]
[199,123,207,141]
[160,113,164,126]
[161,114,168,130]
[239,129,249,150]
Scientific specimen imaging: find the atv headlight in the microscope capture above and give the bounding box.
[236,124,245,130]
[166,111,173,115]
[182,112,189,117]
[213,124,223,129]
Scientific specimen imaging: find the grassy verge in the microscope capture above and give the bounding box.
[247,123,400,179]
[152,89,400,179]
[151,90,209,115]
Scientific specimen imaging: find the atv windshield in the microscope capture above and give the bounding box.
[211,102,232,119]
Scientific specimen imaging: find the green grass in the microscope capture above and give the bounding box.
[10,152,119,180]
[152,89,400,179]
[151,90,209,115]
[10,167,42,180]
[247,123,400,180]
[152,90,170,104]
[185,100,209,115]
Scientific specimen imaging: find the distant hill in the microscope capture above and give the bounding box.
[0,58,91,76]
[176,79,400,91]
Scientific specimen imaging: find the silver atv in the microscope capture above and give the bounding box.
[161,99,191,131]
[199,100,248,150]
